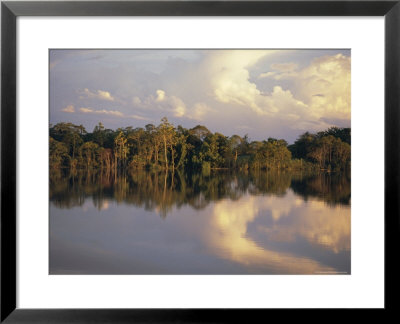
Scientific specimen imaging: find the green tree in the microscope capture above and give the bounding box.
[79,141,99,169]
[158,117,176,170]
[49,137,69,168]
[114,131,129,169]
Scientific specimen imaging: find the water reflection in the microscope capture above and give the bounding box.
[210,193,350,274]
[50,169,350,274]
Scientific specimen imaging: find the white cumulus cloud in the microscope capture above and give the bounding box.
[79,107,123,117]
[133,90,187,118]
[198,50,350,132]
[61,104,75,113]
[258,53,351,122]
[79,88,115,101]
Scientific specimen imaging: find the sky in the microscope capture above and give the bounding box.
[50,49,350,143]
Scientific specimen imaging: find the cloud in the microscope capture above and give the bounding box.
[132,97,141,105]
[296,54,351,121]
[133,89,187,118]
[319,117,351,128]
[188,103,213,121]
[204,192,349,273]
[132,89,214,122]
[79,88,115,101]
[206,51,272,113]
[205,191,350,273]
[61,104,75,113]
[155,90,166,102]
[258,71,277,79]
[79,107,93,113]
[129,114,151,121]
[256,197,351,253]
[201,51,350,132]
[270,62,299,72]
[124,51,349,133]
[260,53,351,122]
[79,107,123,117]
[199,50,309,119]
[259,62,298,79]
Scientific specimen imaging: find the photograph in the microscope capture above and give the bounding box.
[49,49,351,275]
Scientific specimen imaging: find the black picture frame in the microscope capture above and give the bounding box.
[1,0,399,322]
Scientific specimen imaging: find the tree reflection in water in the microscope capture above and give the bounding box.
[50,169,350,217]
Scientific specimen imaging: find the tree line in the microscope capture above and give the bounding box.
[50,118,350,172]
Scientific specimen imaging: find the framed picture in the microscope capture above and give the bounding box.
[1,0,399,321]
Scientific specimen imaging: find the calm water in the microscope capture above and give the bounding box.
[49,169,351,274]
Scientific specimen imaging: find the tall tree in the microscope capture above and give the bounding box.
[158,117,175,170]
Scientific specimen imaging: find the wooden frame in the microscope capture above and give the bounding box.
[1,1,399,321]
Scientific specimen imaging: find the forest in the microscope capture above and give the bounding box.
[49,118,351,172]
